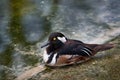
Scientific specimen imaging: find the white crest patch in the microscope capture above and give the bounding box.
[57,37,67,43]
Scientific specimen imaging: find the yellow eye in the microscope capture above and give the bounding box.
[53,37,56,40]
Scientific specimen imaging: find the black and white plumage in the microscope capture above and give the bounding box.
[41,32,114,66]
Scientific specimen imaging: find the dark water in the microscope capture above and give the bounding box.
[0,0,120,79]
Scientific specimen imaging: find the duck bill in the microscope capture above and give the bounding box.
[41,42,50,48]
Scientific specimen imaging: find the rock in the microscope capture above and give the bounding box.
[15,65,46,80]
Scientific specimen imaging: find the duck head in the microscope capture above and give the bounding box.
[41,32,67,49]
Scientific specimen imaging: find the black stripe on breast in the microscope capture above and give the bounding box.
[46,53,54,64]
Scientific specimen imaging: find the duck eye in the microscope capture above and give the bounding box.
[53,37,56,40]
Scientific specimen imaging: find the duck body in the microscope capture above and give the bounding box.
[41,32,114,67]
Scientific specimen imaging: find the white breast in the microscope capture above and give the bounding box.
[43,50,50,62]
[43,50,57,65]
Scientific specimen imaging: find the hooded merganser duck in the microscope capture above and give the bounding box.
[41,32,114,67]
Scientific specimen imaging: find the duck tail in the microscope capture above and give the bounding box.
[94,43,115,52]
[86,43,115,52]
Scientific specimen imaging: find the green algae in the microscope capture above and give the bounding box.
[23,54,39,66]
[0,45,13,66]
[9,0,30,45]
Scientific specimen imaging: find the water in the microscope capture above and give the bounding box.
[0,0,120,79]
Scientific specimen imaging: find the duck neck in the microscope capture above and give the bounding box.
[47,43,64,54]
